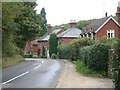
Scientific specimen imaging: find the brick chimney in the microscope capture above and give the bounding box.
[69,20,77,28]
[105,12,108,17]
[116,1,120,24]
[47,24,52,34]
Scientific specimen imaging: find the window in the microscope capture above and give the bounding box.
[107,29,115,38]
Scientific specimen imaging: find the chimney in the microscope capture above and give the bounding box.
[47,24,52,34]
[105,12,108,17]
[60,24,64,30]
[69,20,77,28]
[116,1,120,23]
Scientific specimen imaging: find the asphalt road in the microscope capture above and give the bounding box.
[2,58,64,88]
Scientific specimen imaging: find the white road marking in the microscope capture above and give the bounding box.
[3,60,45,85]
[34,65,41,70]
[42,61,44,64]
[2,71,29,85]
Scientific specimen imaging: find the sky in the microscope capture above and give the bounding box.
[35,0,120,26]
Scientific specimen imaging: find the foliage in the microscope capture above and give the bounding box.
[39,8,47,36]
[80,44,110,71]
[58,38,94,60]
[14,2,41,49]
[53,19,98,30]
[51,53,57,59]
[113,39,120,89]
[2,55,23,68]
[24,54,33,58]
[2,2,23,57]
[49,33,58,57]
[58,42,70,59]
[73,60,107,77]
[96,36,117,48]
[69,38,94,60]
[77,19,98,30]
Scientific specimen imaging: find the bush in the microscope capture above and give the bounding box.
[80,46,92,66]
[57,42,70,59]
[24,54,33,58]
[58,38,94,60]
[113,39,120,89]
[80,43,110,71]
[51,53,57,59]
[73,60,107,77]
[69,38,94,60]
[49,33,58,57]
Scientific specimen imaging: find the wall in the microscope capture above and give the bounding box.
[96,19,120,39]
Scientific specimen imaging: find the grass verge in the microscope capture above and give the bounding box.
[73,60,107,78]
[2,55,24,68]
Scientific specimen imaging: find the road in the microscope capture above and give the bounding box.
[2,58,64,88]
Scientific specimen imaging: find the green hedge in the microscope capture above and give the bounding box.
[58,42,70,59]
[58,38,94,60]
[80,44,110,71]
[113,39,120,89]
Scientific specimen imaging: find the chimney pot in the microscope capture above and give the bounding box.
[69,20,77,28]
[116,2,120,24]
[47,24,52,34]
[105,12,108,17]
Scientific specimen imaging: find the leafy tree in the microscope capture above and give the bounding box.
[49,33,58,57]
[14,2,41,49]
[2,2,23,56]
[39,7,47,36]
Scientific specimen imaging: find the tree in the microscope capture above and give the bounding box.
[2,2,23,56]
[39,7,47,36]
[14,2,41,49]
[49,33,58,57]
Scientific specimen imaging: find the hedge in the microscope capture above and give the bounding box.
[58,42,70,59]
[58,38,94,60]
[49,33,58,57]
[80,44,110,71]
[113,39,120,89]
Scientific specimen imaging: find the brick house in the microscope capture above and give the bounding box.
[24,39,40,55]
[80,2,120,39]
[58,20,82,44]
[37,24,64,57]
[24,25,64,56]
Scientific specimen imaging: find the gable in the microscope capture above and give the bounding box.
[95,16,120,33]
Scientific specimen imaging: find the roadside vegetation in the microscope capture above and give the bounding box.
[57,37,120,89]
[73,60,107,77]
[2,2,47,68]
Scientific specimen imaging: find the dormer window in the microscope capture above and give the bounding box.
[107,29,115,38]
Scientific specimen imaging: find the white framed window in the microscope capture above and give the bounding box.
[107,29,115,38]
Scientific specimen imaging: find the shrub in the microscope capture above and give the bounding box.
[73,60,107,77]
[80,43,110,71]
[113,39,120,89]
[58,38,94,60]
[24,54,33,58]
[51,53,57,59]
[49,33,58,57]
[80,46,92,66]
[57,42,70,59]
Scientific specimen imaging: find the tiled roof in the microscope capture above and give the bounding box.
[58,27,82,38]
[38,29,63,41]
[82,16,109,34]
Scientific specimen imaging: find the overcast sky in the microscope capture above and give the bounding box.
[35,0,120,26]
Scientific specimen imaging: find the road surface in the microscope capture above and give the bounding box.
[2,58,64,88]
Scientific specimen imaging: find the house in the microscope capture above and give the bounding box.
[24,39,40,55]
[80,2,120,39]
[37,24,64,57]
[24,25,64,56]
[58,20,82,44]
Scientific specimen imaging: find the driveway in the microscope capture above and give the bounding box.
[56,60,114,88]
